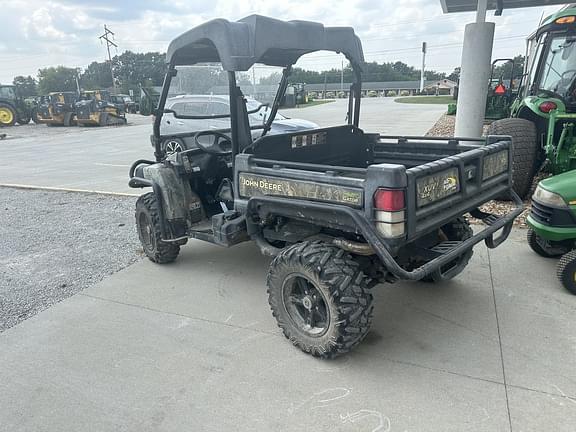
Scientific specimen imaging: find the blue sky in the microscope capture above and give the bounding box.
[0,0,565,83]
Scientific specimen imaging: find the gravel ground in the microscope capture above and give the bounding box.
[426,114,535,228]
[0,187,141,332]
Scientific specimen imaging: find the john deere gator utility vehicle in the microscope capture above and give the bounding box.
[75,90,127,126]
[526,170,576,294]
[488,5,576,199]
[0,84,33,126]
[35,92,78,126]
[128,15,522,358]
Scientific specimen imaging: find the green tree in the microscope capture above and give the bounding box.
[447,67,461,83]
[113,51,167,93]
[12,75,37,97]
[37,66,78,94]
[81,61,113,90]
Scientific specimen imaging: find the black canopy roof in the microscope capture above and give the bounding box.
[166,15,365,71]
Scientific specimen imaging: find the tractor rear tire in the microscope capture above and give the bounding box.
[267,241,374,358]
[487,118,539,200]
[0,103,16,127]
[423,217,474,283]
[557,250,576,295]
[135,192,180,264]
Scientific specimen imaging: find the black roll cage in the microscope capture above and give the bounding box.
[151,60,363,163]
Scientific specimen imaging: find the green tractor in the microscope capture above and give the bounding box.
[526,170,576,294]
[487,6,576,199]
[0,84,33,126]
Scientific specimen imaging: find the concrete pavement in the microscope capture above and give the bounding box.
[1,229,575,431]
[0,99,445,195]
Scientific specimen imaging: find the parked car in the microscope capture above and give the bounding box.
[110,94,139,114]
[159,95,318,153]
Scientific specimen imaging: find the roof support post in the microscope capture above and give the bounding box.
[476,0,488,22]
[454,16,495,137]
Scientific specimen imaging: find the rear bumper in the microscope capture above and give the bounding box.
[246,190,524,281]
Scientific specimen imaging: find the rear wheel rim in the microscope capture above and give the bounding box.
[0,107,14,124]
[282,274,330,337]
[138,212,156,253]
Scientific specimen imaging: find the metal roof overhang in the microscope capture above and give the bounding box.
[440,0,573,13]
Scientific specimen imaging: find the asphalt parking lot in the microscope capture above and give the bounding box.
[2,98,574,431]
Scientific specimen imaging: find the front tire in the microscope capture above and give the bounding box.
[17,115,31,125]
[135,192,180,264]
[267,241,374,358]
[63,112,74,127]
[557,250,576,295]
[527,229,569,258]
[487,118,539,199]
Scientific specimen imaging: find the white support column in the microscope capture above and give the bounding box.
[454,0,494,138]
[476,0,488,22]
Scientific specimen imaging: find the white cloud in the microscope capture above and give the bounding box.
[0,0,569,83]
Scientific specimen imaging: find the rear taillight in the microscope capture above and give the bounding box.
[373,188,405,238]
[538,101,557,113]
[374,189,404,211]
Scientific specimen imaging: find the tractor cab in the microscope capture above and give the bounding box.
[488,6,576,199]
[485,58,520,120]
[0,84,32,126]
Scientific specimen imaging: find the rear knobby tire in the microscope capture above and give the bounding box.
[424,217,473,283]
[135,192,180,264]
[267,241,373,358]
[487,118,539,200]
[557,250,576,295]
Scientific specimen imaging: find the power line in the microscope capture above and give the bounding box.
[99,24,117,91]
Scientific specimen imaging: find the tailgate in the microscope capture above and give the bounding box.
[370,135,513,242]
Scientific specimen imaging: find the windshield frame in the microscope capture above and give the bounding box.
[533,31,576,98]
[152,60,363,162]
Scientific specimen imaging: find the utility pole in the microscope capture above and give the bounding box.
[420,42,427,94]
[99,25,118,92]
[340,60,344,95]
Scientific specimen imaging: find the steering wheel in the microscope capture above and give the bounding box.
[552,69,576,95]
[560,69,576,81]
[193,131,232,156]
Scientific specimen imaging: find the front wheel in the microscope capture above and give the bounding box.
[557,250,576,295]
[16,114,31,125]
[135,192,180,264]
[527,229,569,258]
[267,241,374,358]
